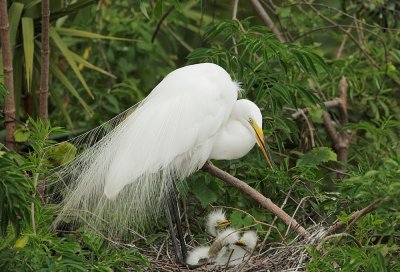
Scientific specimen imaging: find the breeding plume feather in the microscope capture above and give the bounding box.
[52,63,272,238]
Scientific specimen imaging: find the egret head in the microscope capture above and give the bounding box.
[234,99,274,169]
[236,231,258,250]
[207,209,230,236]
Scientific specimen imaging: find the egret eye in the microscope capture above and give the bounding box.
[248,118,253,123]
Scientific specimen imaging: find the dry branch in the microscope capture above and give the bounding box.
[151,6,175,43]
[39,0,50,120]
[292,77,350,177]
[202,161,309,238]
[250,0,285,42]
[325,198,388,236]
[0,0,16,150]
[291,98,341,119]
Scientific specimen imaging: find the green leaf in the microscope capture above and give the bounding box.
[47,142,77,166]
[14,127,30,143]
[50,27,94,99]
[14,235,29,249]
[55,27,133,41]
[49,60,93,116]
[140,2,150,20]
[70,51,116,78]
[297,147,337,167]
[8,2,24,49]
[22,17,34,92]
[191,181,218,206]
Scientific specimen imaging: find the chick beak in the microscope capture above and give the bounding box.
[250,122,274,169]
[218,219,231,229]
[235,238,246,247]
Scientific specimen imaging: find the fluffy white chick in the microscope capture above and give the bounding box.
[206,209,230,237]
[229,231,258,265]
[209,227,240,264]
[214,230,258,266]
[186,246,210,266]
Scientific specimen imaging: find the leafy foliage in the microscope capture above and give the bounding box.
[0,150,33,238]
[0,0,399,270]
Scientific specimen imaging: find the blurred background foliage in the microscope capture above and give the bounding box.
[0,0,399,271]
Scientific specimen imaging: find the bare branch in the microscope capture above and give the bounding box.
[336,24,353,59]
[291,99,340,119]
[0,0,16,150]
[39,0,50,120]
[338,76,348,126]
[151,6,175,43]
[303,0,379,68]
[202,161,309,238]
[322,110,339,143]
[325,198,389,236]
[300,109,315,148]
[250,0,285,42]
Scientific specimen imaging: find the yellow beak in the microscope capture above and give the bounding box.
[236,238,246,246]
[250,122,274,169]
[218,219,231,229]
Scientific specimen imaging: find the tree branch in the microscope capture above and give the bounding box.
[250,0,285,42]
[39,0,50,120]
[202,161,309,238]
[292,77,350,177]
[322,111,339,145]
[151,6,175,43]
[291,98,341,119]
[325,198,388,236]
[0,0,16,150]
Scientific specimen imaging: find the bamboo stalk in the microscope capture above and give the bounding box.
[0,0,16,150]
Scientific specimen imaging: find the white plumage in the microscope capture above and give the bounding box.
[186,246,210,266]
[53,63,270,237]
[206,209,230,236]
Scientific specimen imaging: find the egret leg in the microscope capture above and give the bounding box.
[164,203,184,263]
[164,180,187,264]
[170,180,188,260]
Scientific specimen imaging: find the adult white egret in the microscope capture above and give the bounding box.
[206,209,230,236]
[54,63,272,264]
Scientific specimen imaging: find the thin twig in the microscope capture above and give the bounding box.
[250,0,285,42]
[202,161,309,238]
[290,99,341,119]
[300,110,315,148]
[336,23,353,59]
[325,198,389,236]
[151,6,175,43]
[303,0,379,68]
[317,233,362,251]
[232,0,239,55]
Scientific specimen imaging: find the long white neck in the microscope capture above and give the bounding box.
[209,100,257,160]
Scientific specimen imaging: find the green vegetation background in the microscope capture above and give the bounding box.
[0,0,399,271]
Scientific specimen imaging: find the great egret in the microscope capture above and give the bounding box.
[54,63,272,264]
[206,209,230,236]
